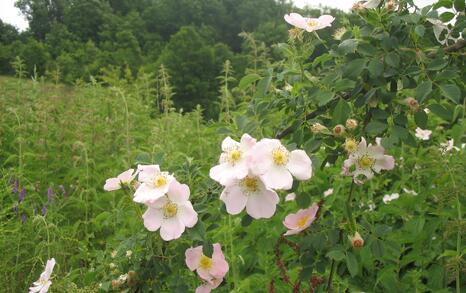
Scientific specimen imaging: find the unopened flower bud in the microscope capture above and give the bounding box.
[385,0,397,11]
[344,138,359,153]
[345,119,358,130]
[349,232,364,248]
[333,124,346,136]
[404,97,419,111]
[127,271,137,287]
[311,123,327,134]
[111,279,121,289]
[352,2,364,12]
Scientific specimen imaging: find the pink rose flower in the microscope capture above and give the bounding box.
[141,179,197,241]
[251,138,312,190]
[283,203,319,236]
[220,173,279,219]
[342,137,394,184]
[284,13,335,32]
[133,164,174,204]
[185,244,229,285]
[209,134,256,185]
[104,168,137,191]
[29,258,55,293]
[195,278,223,293]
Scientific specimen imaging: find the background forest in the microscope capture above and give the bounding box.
[0,0,350,115]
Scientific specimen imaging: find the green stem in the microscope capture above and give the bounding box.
[345,181,356,232]
[228,215,239,291]
[446,161,461,293]
[327,182,355,292]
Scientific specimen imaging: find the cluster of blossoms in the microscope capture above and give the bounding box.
[185,244,229,293]
[104,165,198,241]
[342,137,395,185]
[209,134,313,219]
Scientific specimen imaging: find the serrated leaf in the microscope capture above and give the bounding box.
[326,250,346,261]
[415,80,432,103]
[439,83,461,104]
[316,90,335,106]
[414,110,428,128]
[366,120,387,135]
[368,59,383,78]
[429,104,452,120]
[332,98,351,124]
[238,73,261,91]
[346,252,359,277]
[385,52,400,68]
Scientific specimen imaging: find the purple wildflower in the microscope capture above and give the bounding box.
[12,180,19,194]
[41,206,47,216]
[47,187,54,202]
[19,188,26,203]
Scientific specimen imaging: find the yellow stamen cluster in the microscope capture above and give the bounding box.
[297,216,310,228]
[227,149,242,164]
[358,155,374,169]
[163,202,178,218]
[199,255,213,270]
[272,147,289,166]
[154,175,167,188]
[307,20,318,27]
[241,176,259,193]
[344,138,358,153]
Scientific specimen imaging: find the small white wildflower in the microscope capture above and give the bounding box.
[403,188,418,196]
[383,193,399,204]
[126,250,133,258]
[323,188,334,197]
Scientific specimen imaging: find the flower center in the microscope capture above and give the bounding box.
[297,216,310,228]
[241,176,259,193]
[199,255,213,270]
[307,20,318,27]
[358,155,374,169]
[227,149,242,164]
[272,147,289,166]
[344,139,358,153]
[163,202,178,218]
[154,175,167,188]
[39,278,48,286]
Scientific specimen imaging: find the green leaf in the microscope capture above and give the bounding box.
[434,0,453,9]
[371,239,385,258]
[414,25,425,37]
[203,241,213,257]
[368,59,383,78]
[415,80,432,103]
[346,252,359,277]
[439,83,461,104]
[337,39,359,54]
[332,98,351,124]
[429,104,452,121]
[427,58,448,71]
[454,0,465,11]
[326,249,346,261]
[238,73,261,91]
[385,52,400,68]
[315,90,335,106]
[440,11,455,22]
[366,120,388,135]
[255,73,273,98]
[414,110,428,128]
[333,79,356,92]
[343,58,366,78]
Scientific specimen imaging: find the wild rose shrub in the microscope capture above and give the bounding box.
[1,0,465,292]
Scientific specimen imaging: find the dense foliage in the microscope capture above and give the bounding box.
[0,0,465,293]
